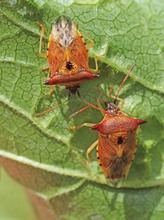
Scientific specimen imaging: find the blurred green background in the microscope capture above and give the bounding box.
[0,168,36,220]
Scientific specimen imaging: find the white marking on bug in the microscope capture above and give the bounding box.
[52,16,77,48]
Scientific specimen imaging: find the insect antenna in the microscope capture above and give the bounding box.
[69,96,105,118]
[113,64,135,105]
[69,104,90,118]
[102,100,108,108]
[35,98,69,117]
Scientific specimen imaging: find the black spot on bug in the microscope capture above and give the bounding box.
[117,136,123,144]
[66,61,73,70]
[99,164,102,166]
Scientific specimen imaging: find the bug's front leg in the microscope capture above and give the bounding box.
[36,21,47,58]
[70,123,97,162]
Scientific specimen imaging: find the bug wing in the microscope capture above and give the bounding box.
[114,131,137,179]
[48,34,65,77]
[97,133,116,179]
[122,130,137,165]
[69,34,90,71]
[97,131,137,179]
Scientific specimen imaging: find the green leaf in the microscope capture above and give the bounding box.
[0,0,163,219]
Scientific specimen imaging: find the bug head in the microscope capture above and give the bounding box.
[67,86,80,97]
[105,102,120,115]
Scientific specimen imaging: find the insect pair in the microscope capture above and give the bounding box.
[36,16,147,181]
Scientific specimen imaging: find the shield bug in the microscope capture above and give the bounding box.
[71,66,147,180]
[37,15,99,96]
[36,16,99,116]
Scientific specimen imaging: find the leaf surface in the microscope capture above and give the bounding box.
[0,0,163,219]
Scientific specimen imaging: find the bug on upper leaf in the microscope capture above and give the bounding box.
[71,65,147,181]
[36,16,99,116]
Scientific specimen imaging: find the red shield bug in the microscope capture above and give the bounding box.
[71,65,147,181]
[36,16,99,116]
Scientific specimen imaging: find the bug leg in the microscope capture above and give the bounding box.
[69,87,106,118]
[94,57,99,73]
[70,123,96,130]
[91,57,99,73]
[35,98,69,117]
[36,21,47,58]
[92,52,107,73]
[70,123,98,163]
[74,22,78,29]
[42,67,49,71]
[82,34,94,49]
[96,86,104,109]
[70,98,105,118]
[41,67,50,79]
[69,105,90,118]
[86,140,98,162]
[44,86,55,96]
[108,86,116,100]
[89,86,104,116]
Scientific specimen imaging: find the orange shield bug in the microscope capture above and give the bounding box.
[35,16,99,116]
[71,65,147,181]
[37,15,99,96]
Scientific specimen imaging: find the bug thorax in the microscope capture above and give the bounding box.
[52,16,77,48]
[106,103,120,116]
